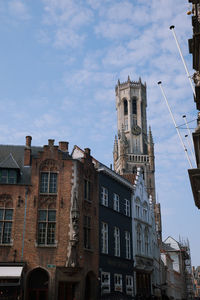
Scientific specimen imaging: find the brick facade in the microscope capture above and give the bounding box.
[0,137,99,300]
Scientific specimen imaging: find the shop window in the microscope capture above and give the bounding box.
[101,272,110,294]
[114,274,122,292]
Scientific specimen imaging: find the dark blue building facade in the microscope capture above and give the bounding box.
[98,165,134,299]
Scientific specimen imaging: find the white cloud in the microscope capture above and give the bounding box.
[54,28,85,48]
[8,0,30,20]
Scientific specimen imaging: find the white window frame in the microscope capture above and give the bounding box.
[113,193,119,212]
[114,227,120,257]
[114,274,122,292]
[126,275,133,296]
[125,231,131,259]
[101,272,110,294]
[101,186,108,206]
[102,222,108,254]
[125,199,130,216]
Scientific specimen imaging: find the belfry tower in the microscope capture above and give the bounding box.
[113,76,162,241]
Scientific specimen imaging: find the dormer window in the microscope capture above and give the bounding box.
[0,169,17,184]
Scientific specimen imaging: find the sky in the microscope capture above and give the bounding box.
[0,0,199,266]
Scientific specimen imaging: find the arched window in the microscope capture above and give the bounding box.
[135,197,141,219]
[132,97,137,115]
[124,99,128,115]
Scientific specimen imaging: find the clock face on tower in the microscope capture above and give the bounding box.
[131,125,141,136]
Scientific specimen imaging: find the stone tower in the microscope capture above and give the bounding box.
[113,76,162,241]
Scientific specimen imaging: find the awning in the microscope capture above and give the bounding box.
[0,266,23,278]
[0,266,23,287]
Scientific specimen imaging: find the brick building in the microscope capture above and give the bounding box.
[0,137,99,300]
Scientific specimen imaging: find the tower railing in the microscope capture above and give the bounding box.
[128,154,149,163]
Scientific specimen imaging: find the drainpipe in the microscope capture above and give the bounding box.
[21,186,28,261]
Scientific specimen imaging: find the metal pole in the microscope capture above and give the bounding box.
[21,186,28,261]
[169,25,196,97]
[185,134,196,166]
[182,115,195,156]
[157,81,193,168]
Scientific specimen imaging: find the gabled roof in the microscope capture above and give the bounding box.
[0,153,20,169]
[162,242,176,252]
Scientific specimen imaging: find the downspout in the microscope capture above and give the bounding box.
[21,186,28,261]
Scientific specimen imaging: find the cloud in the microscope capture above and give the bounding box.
[54,28,86,48]
[8,0,30,20]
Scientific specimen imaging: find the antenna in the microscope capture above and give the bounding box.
[169,25,195,98]
[157,81,193,168]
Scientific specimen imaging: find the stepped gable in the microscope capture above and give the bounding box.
[122,173,136,185]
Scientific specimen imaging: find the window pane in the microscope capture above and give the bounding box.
[47,223,55,244]
[0,223,2,241]
[0,210,3,220]
[5,209,13,220]
[38,223,46,244]
[1,170,8,183]
[39,210,47,221]
[49,173,57,193]
[48,210,56,222]
[3,222,12,243]
[40,173,48,193]
[8,170,17,184]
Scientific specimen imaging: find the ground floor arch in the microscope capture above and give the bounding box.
[26,267,49,300]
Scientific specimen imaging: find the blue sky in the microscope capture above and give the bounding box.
[0,0,199,265]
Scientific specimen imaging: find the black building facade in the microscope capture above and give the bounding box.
[98,165,134,299]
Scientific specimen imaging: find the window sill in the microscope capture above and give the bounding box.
[0,243,13,247]
[84,247,93,253]
[39,193,57,196]
[84,199,92,203]
[35,242,57,248]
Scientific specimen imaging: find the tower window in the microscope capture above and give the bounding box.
[124,99,128,115]
[132,97,137,115]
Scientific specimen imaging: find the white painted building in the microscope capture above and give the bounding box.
[131,167,161,298]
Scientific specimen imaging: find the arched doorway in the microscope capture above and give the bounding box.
[26,268,49,300]
[84,271,97,300]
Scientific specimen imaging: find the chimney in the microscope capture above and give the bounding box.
[48,139,55,147]
[24,136,32,166]
[84,148,91,157]
[59,141,69,152]
[26,136,32,148]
